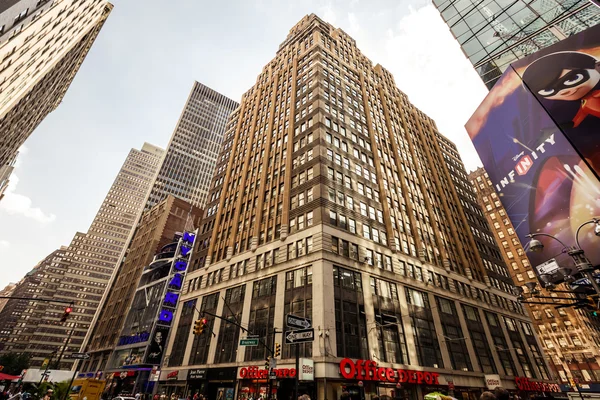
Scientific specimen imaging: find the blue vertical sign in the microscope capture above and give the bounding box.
[157,231,196,327]
[146,230,197,365]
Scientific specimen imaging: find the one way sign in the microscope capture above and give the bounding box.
[285,328,314,344]
[286,314,311,329]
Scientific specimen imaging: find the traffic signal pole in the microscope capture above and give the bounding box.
[55,322,76,368]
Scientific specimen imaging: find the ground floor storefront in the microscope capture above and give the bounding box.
[151,358,568,400]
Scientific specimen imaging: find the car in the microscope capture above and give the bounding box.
[112,397,136,400]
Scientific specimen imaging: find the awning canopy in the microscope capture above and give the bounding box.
[0,373,20,381]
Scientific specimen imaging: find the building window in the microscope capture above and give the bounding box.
[406,288,443,368]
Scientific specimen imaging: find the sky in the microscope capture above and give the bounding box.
[0,0,489,288]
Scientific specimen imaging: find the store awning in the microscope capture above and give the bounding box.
[0,373,20,381]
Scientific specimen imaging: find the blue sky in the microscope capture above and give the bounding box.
[0,0,488,288]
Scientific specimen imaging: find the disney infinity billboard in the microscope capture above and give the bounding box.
[466,24,600,274]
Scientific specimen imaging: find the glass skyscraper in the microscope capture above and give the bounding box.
[433,0,600,88]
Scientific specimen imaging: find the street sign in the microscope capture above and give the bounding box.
[269,371,277,380]
[269,358,277,369]
[286,314,311,329]
[285,328,314,344]
[573,276,600,286]
[69,353,90,360]
[240,338,259,346]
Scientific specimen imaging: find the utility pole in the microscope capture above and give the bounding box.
[38,351,56,385]
[294,343,299,400]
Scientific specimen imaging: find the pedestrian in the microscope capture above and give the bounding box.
[340,392,350,400]
[42,390,52,400]
[480,392,496,400]
[493,388,509,400]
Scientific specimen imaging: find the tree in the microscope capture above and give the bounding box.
[0,352,30,375]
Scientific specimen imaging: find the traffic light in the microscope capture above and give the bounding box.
[265,356,271,369]
[60,306,73,322]
[193,318,207,335]
[274,343,281,358]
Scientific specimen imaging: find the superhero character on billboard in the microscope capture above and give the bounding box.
[522,51,600,175]
[523,51,600,128]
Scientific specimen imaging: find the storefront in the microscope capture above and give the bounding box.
[204,367,237,400]
[157,370,188,398]
[237,364,315,400]
[104,371,138,397]
[514,377,562,400]
[187,369,208,398]
[333,358,454,400]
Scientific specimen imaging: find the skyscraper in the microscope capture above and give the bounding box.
[82,195,203,374]
[0,143,164,369]
[469,167,600,385]
[104,14,549,399]
[145,82,238,210]
[433,0,600,88]
[0,247,66,350]
[0,0,113,199]
[436,132,515,294]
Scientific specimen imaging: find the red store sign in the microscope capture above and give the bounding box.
[239,366,297,379]
[167,371,179,381]
[340,359,440,385]
[515,377,560,393]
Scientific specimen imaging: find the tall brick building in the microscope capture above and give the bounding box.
[470,167,600,384]
[81,14,551,400]
[83,196,203,373]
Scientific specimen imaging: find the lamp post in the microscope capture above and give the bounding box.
[527,218,600,296]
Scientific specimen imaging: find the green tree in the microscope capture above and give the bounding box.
[52,381,71,400]
[0,352,30,375]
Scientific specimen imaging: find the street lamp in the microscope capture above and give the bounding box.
[526,218,600,296]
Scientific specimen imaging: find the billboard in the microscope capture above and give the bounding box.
[466,24,600,278]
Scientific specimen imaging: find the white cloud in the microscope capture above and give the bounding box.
[319,3,338,26]
[378,4,488,170]
[0,240,9,250]
[13,145,28,168]
[0,175,56,224]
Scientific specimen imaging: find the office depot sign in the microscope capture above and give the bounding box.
[339,359,440,385]
[239,366,296,379]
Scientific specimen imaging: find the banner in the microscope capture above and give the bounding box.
[466,25,600,276]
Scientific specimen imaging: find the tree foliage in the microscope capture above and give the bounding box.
[0,352,30,375]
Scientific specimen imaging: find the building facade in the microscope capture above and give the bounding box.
[145,82,238,210]
[433,0,600,88]
[0,143,164,369]
[0,247,66,350]
[89,14,551,400]
[469,167,600,385]
[0,0,113,199]
[0,282,17,316]
[436,132,515,295]
[82,196,204,374]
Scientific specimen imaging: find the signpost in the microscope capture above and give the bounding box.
[68,353,90,360]
[284,329,314,344]
[239,338,259,346]
[285,314,313,400]
[286,314,312,330]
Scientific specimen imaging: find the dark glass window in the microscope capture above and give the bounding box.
[436,297,472,371]
[215,285,246,364]
[283,267,313,359]
[406,288,443,368]
[189,293,219,365]
[168,299,197,367]
[246,277,277,361]
[333,266,368,359]
[461,304,496,374]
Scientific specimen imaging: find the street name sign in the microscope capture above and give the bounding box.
[240,338,259,346]
[285,328,314,344]
[286,314,311,329]
[69,353,90,360]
